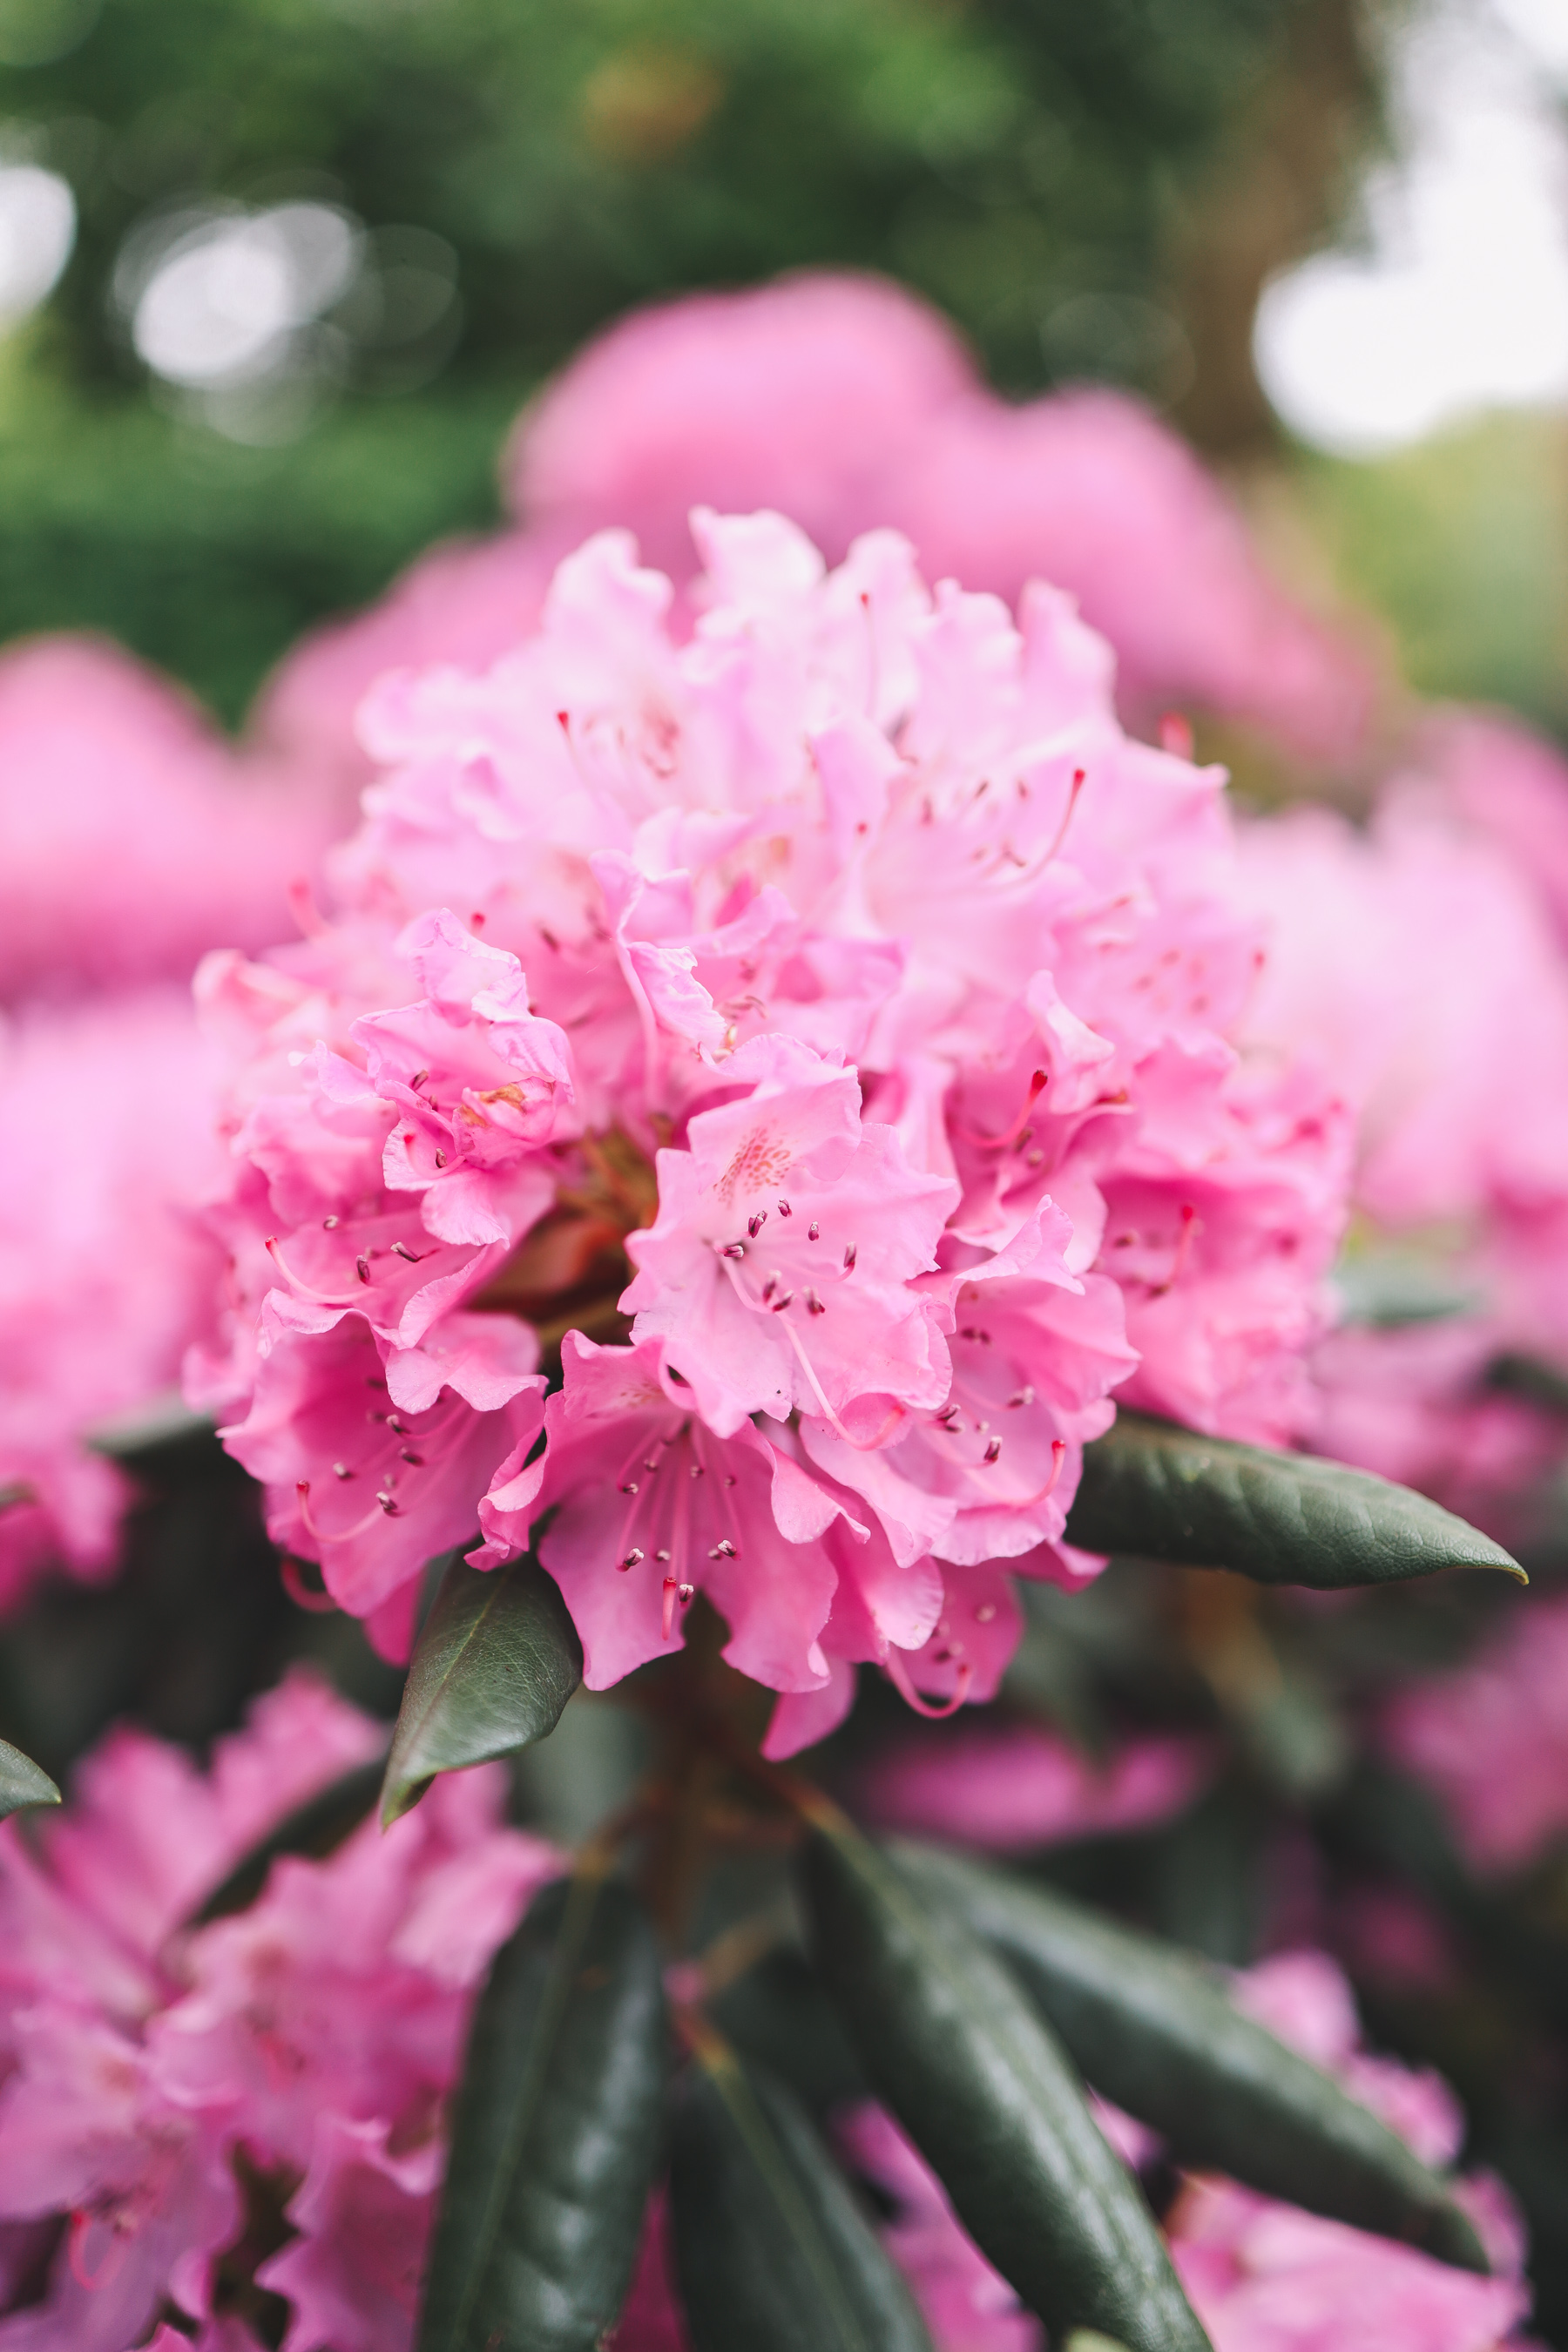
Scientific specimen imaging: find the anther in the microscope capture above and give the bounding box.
[1007,1386,1035,1408]
[410,1069,429,1089]
[391,1241,426,1263]
[322,1214,339,1230]
[387,1416,408,1435]
[619,1548,645,1570]
[842,1244,857,1272]
[376,1492,399,1515]
[656,1548,672,1563]
[808,1221,820,1241]
[804,1288,825,1316]
[983,1437,1003,1463]
[620,1480,639,1495]
[435,1150,446,1168]
[689,1463,705,1479]
[777,1199,792,1217]
[720,1241,747,1260]
[679,1582,696,1605]
[333,1462,353,1480]
[770,1290,794,1313]
[975,1602,997,1623]
[761,1274,779,1303]
[708,1538,737,1558]
[400,1449,424,1466]
[355,1256,370,1284]
[747,1211,767,1238]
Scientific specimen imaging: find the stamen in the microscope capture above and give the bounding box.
[376,1491,399,1515]
[1007,1386,1035,1408]
[804,1288,825,1316]
[808,1222,820,1241]
[619,1547,645,1571]
[333,1462,353,1480]
[435,1150,447,1168]
[719,1242,747,1260]
[886,1647,975,1720]
[355,1256,371,1285]
[747,1211,767,1238]
[400,1448,423,1466]
[950,1069,1048,1152]
[620,1480,639,1496]
[410,1069,429,1089]
[1152,1203,1200,1296]
[263,1235,361,1309]
[679,1581,696,1605]
[281,1552,341,1611]
[975,1602,997,1624]
[323,1214,339,1230]
[777,1199,792,1217]
[842,1243,857,1272]
[1044,766,1087,865]
[983,1437,1002,1464]
[391,1241,428,1264]
[656,1548,672,1563]
[770,1291,795,1313]
[708,1538,737,1558]
[662,1576,680,1641]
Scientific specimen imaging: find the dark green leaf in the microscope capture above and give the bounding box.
[1064,1410,1524,1589]
[417,1867,666,2352]
[896,1843,1489,2274]
[382,1549,583,1826]
[671,2035,936,2352]
[799,1815,1211,2352]
[0,1738,58,1820]
[191,1757,387,1924]
[1064,2337,1134,2352]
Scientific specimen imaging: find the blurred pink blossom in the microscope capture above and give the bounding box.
[0,1667,561,2351]
[0,638,345,1004]
[0,987,229,1611]
[254,273,1374,794]
[1385,1589,1568,1876]
[856,1717,1210,1851]
[199,513,1348,1735]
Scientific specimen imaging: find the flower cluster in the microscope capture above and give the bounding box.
[0,1669,559,2351]
[194,510,1348,1744]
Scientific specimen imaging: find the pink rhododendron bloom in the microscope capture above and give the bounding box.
[857,1718,1211,1851]
[199,510,1348,1734]
[837,2102,1039,2352]
[0,637,344,1003]
[0,1668,561,2350]
[254,273,1373,794]
[0,987,229,1612]
[1384,1588,1568,1876]
[1240,781,1568,1525]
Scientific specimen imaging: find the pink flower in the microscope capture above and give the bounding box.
[857,1719,1211,1852]
[256,274,1374,796]
[0,1668,562,2350]
[203,511,1347,1722]
[0,637,343,1003]
[0,987,230,1612]
[1384,1589,1568,1876]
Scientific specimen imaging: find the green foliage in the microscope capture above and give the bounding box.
[382,1547,583,1826]
[799,1810,1212,2352]
[1064,1409,1526,1588]
[419,1868,666,2352]
[671,2038,936,2352]
[895,1840,1490,2271]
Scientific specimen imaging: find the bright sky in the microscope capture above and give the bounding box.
[1254,0,1568,457]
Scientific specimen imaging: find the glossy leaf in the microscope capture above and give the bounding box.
[671,2032,936,2352]
[0,1738,58,1820]
[799,1812,1212,2352]
[418,1868,666,2352]
[192,1757,386,1924]
[382,1548,583,1825]
[897,1842,1490,2274]
[1064,1410,1524,1589]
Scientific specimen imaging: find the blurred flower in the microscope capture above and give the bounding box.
[253,271,1375,794]
[1385,1587,1568,1876]
[197,512,1348,1735]
[0,1666,561,2349]
[856,1717,1210,1852]
[0,635,347,1002]
[0,986,226,1611]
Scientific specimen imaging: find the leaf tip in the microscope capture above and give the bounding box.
[378,1765,430,1830]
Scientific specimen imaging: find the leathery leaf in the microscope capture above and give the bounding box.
[897,1843,1489,2274]
[417,1868,666,2352]
[382,1548,582,1826]
[798,1811,1212,2352]
[1064,1410,1524,1589]
[671,2031,936,2352]
[0,1738,58,1821]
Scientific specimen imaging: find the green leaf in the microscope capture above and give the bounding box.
[671,2034,936,2352]
[191,1757,387,1925]
[798,1813,1212,2352]
[1064,1410,1524,1589]
[896,1843,1490,2275]
[418,1867,666,2352]
[382,1548,583,1826]
[0,1738,58,1820]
